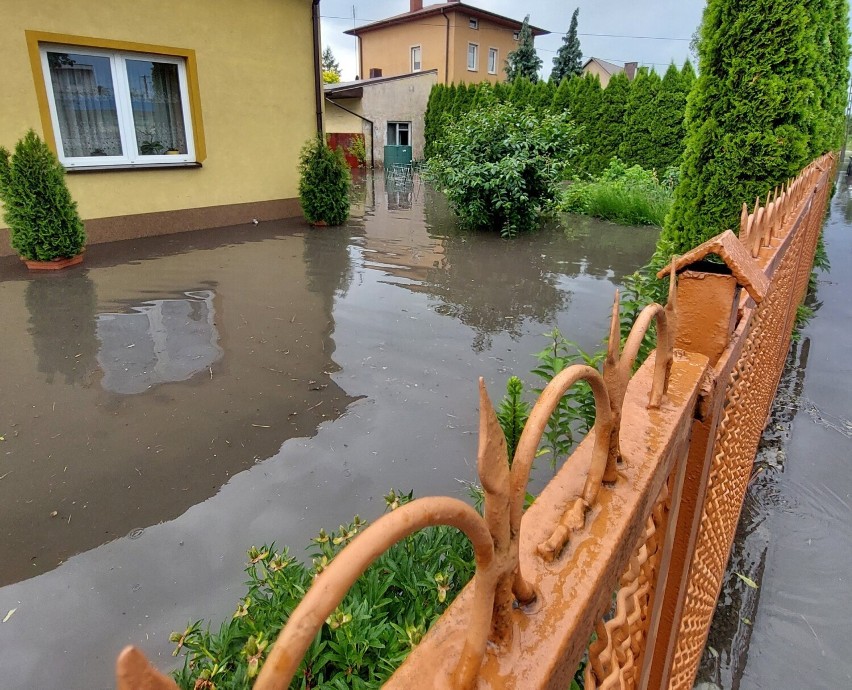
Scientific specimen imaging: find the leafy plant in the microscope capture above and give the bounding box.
[298,134,351,226]
[496,376,531,464]
[347,136,367,167]
[0,129,85,261]
[172,491,475,688]
[426,90,577,238]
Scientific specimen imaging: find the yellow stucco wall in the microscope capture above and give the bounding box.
[582,62,615,88]
[357,10,525,85]
[359,17,447,83]
[325,98,363,134]
[0,0,316,226]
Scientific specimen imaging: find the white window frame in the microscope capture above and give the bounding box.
[469,17,479,30]
[488,47,498,75]
[467,43,479,72]
[411,45,422,72]
[513,31,520,41]
[39,43,196,168]
[387,121,411,147]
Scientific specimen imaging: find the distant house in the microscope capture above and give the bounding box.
[345,0,548,85]
[581,57,638,87]
[1,0,323,256]
[325,70,438,166]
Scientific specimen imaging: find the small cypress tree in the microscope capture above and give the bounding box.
[551,8,583,84]
[0,129,85,261]
[585,72,631,175]
[570,74,603,175]
[658,0,846,257]
[298,135,350,226]
[423,84,445,159]
[618,68,662,169]
[505,15,542,83]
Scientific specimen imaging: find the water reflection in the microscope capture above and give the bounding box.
[97,290,221,394]
[26,271,98,385]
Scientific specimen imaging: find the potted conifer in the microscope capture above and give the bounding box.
[298,134,351,226]
[0,129,86,270]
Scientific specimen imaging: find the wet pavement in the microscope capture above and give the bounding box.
[0,172,658,688]
[696,175,852,688]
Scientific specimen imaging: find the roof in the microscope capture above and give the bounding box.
[345,2,548,37]
[324,70,439,99]
[581,57,625,77]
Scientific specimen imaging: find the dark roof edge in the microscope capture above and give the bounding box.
[324,69,439,93]
[345,3,548,37]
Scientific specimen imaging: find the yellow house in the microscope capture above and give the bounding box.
[0,0,323,256]
[581,57,638,88]
[346,0,547,85]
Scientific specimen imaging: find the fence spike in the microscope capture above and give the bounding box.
[739,203,749,240]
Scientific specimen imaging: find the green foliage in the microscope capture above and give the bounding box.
[551,8,583,84]
[347,136,366,167]
[561,159,674,227]
[659,0,850,257]
[496,376,531,464]
[618,69,662,169]
[172,491,475,689]
[645,63,691,172]
[426,92,577,238]
[321,46,341,80]
[298,135,351,226]
[531,329,603,465]
[584,72,630,175]
[0,129,85,261]
[505,15,542,83]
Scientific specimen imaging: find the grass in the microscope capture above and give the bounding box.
[561,159,675,227]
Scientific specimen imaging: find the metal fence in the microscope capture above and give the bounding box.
[116,153,834,690]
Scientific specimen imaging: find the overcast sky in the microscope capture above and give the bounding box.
[320,0,707,81]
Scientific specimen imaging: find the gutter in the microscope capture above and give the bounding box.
[312,0,323,133]
[324,98,375,169]
[441,8,449,85]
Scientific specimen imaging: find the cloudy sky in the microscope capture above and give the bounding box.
[320,0,707,81]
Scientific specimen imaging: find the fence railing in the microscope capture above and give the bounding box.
[115,153,834,690]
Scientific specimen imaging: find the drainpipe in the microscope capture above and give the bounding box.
[312,0,324,133]
[325,98,375,169]
[441,8,450,84]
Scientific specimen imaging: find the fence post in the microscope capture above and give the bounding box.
[640,234,767,689]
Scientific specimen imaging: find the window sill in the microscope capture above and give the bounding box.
[66,162,202,174]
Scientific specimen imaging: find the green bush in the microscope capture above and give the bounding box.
[172,491,474,689]
[0,129,85,261]
[426,92,577,238]
[298,135,351,226]
[562,159,674,227]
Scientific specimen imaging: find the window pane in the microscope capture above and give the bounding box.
[125,59,188,155]
[398,123,410,146]
[412,46,421,71]
[387,123,397,146]
[468,44,477,70]
[489,49,497,73]
[47,51,122,157]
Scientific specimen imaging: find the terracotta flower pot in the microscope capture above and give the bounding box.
[23,252,84,271]
[310,220,328,227]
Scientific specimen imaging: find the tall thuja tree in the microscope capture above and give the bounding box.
[618,68,662,169]
[528,79,556,110]
[646,63,690,172]
[551,74,576,113]
[570,73,604,175]
[423,84,446,159]
[585,71,631,175]
[658,0,847,257]
[812,0,850,156]
[509,76,535,107]
[551,8,583,84]
[505,15,542,83]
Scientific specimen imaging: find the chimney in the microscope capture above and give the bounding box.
[624,62,638,81]
[410,0,422,10]
[369,68,383,78]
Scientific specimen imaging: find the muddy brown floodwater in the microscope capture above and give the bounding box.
[696,174,852,689]
[0,173,657,688]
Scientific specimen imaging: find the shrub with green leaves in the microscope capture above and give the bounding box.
[298,135,351,226]
[426,92,577,238]
[172,491,474,689]
[0,129,85,261]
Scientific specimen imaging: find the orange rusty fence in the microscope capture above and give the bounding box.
[116,153,835,690]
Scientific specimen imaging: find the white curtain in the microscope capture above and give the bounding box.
[126,60,188,155]
[48,53,122,157]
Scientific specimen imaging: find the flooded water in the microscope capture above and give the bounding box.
[696,176,852,688]
[0,173,657,688]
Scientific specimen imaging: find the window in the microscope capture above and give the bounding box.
[467,43,478,71]
[411,45,422,72]
[38,44,195,167]
[488,48,498,75]
[513,31,520,41]
[469,17,479,29]
[387,122,411,146]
